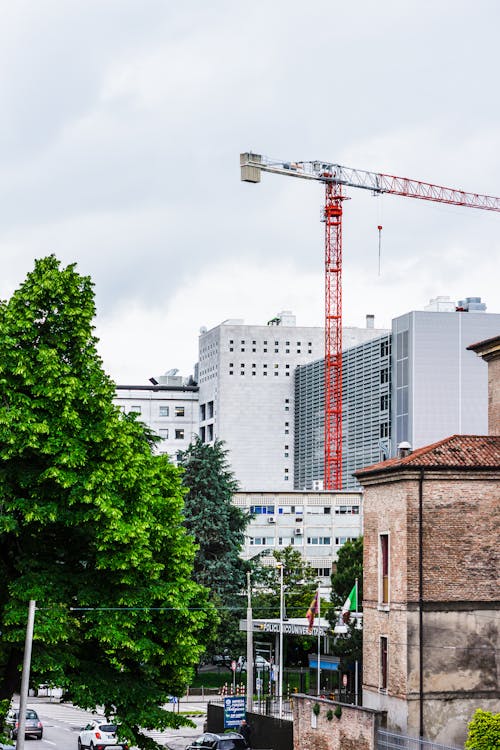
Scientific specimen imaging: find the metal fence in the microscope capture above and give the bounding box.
[377,729,463,750]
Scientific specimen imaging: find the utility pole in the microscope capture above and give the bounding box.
[246,572,253,714]
[17,600,36,750]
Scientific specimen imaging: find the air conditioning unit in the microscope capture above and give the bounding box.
[294,527,303,535]
[267,516,276,524]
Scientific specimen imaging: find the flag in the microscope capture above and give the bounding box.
[306,590,319,633]
[342,582,357,613]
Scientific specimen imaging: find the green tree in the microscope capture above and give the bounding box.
[330,537,363,611]
[465,709,500,749]
[0,256,216,749]
[252,548,319,666]
[328,537,363,666]
[252,547,318,620]
[178,437,249,656]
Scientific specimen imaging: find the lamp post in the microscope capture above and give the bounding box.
[17,600,36,750]
[277,563,284,719]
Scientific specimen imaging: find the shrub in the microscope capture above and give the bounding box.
[465,709,500,749]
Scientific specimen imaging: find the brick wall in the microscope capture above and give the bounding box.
[292,695,382,750]
[489,356,500,434]
[360,467,500,744]
[363,471,499,606]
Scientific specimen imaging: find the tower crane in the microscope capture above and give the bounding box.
[240,152,500,490]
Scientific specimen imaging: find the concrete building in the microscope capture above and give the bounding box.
[114,371,198,463]
[295,332,392,491]
[198,311,386,492]
[356,434,500,747]
[233,490,362,587]
[392,302,500,450]
[468,333,500,434]
[295,300,500,490]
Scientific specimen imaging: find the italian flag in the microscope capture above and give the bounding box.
[342,583,357,613]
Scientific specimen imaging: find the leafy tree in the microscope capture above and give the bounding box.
[328,537,363,667]
[330,537,363,611]
[252,548,319,666]
[178,437,249,656]
[252,547,318,620]
[465,709,500,749]
[0,256,217,749]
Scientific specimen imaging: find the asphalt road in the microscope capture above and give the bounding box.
[5,699,208,750]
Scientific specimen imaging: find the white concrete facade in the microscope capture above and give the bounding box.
[233,490,363,587]
[197,312,385,491]
[114,381,198,463]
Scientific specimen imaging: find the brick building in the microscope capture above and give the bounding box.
[468,333,500,435]
[355,434,500,747]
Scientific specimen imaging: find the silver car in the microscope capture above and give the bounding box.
[6,708,43,740]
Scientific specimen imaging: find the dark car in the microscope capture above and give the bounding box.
[6,708,43,740]
[186,732,248,750]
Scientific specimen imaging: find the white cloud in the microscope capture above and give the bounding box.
[0,0,498,383]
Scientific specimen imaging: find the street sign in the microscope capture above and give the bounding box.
[342,674,348,687]
[231,660,237,671]
[224,696,246,728]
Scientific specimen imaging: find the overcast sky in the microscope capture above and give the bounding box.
[1,0,499,383]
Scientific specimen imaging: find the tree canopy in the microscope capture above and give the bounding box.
[328,537,363,666]
[0,256,216,749]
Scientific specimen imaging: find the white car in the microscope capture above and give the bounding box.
[237,654,271,672]
[78,720,128,750]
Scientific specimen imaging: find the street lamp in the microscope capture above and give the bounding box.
[277,563,284,719]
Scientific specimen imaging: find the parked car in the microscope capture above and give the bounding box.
[78,720,128,750]
[186,732,247,750]
[6,708,43,740]
[236,654,270,672]
[211,652,232,666]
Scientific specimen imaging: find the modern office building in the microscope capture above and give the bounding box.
[114,371,198,463]
[392,303,500,449]
[197,311,386,491]
[295,299,500,490]
[233,490,363,587]
[295,332,392,491]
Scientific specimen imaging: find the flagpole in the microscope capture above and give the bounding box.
[316,585,321,696]
[354,578,359,705]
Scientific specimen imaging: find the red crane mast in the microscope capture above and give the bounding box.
[240,152,500,490]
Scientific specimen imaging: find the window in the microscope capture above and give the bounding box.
[380,637,388,690]
[335,536,357,545]
[250,537,275,546]
[380,368,389,384]
[380,394,389,411]
[175,406,185,417]
[159,428,169,439]
[380,534,389,603]
[175,429,185,440]
[381,339,391,357]
[380,422,389,438]
[129,405,141,414]
[159,405,170,417]
[307,536,331,545]
[250,505,275,515]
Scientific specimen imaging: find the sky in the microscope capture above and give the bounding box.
[1,0,499,384]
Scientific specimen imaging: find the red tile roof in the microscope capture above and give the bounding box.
[354,434,500,478]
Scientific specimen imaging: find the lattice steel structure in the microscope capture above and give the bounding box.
[240,152,500,489]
